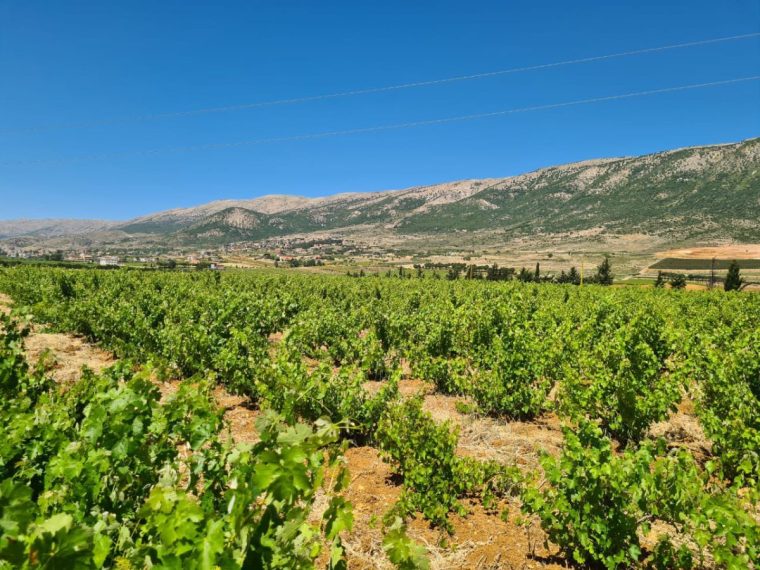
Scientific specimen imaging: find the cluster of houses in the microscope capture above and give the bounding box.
[1,246,41,259]
[1,246,224,269]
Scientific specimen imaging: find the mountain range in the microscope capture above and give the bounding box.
[2,138,758,256]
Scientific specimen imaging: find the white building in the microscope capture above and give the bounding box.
[98,256,120,267]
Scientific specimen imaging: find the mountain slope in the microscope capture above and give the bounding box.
[3,138,759,252]
[177,207,271,243]
[397,140,760,241]
[0,219,116,240]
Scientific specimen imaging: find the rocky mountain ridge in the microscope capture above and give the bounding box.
[2,138,758,253]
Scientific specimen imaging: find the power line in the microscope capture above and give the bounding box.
[5,75,758,167]
[3,31,759,134]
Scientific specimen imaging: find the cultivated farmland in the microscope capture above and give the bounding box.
[0,267,758,569]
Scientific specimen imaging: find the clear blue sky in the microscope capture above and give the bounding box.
[1,0,758,220]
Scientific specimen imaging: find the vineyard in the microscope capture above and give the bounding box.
[0,266,758,569]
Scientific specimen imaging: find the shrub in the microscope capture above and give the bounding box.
[522,421,650,569]
[377,397,518,532]
[558,312,679,445]
[470,331,555,420]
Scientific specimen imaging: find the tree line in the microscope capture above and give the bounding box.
[654,260,747,291]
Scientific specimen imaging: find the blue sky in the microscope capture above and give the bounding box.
[1,0,758,220]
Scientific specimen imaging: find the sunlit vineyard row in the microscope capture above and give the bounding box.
[0,266,758,569]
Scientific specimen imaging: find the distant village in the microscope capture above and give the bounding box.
[0,245,225,270]
[0,234,402,270]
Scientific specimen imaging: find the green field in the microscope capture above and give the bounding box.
[650,257,760,270]
[0,266,758,568]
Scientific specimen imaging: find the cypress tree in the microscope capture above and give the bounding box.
[724,261,744,291]
[595,256,614,285]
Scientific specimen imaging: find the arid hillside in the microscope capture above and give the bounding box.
[2,138,758,257]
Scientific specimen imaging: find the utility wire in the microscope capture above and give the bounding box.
[4,75,758,167]
[2,32,759,134]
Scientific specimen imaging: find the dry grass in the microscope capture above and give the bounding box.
[339,446,566,570]
[24,332,115,384]
[647,397,712,464]
[214,384,260,444]
[1,293,116,383]
[341,446,401,569]
[0,293,11,315]
[364,378,435,398]
[423,393,471,424]
[457,414,564,471]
